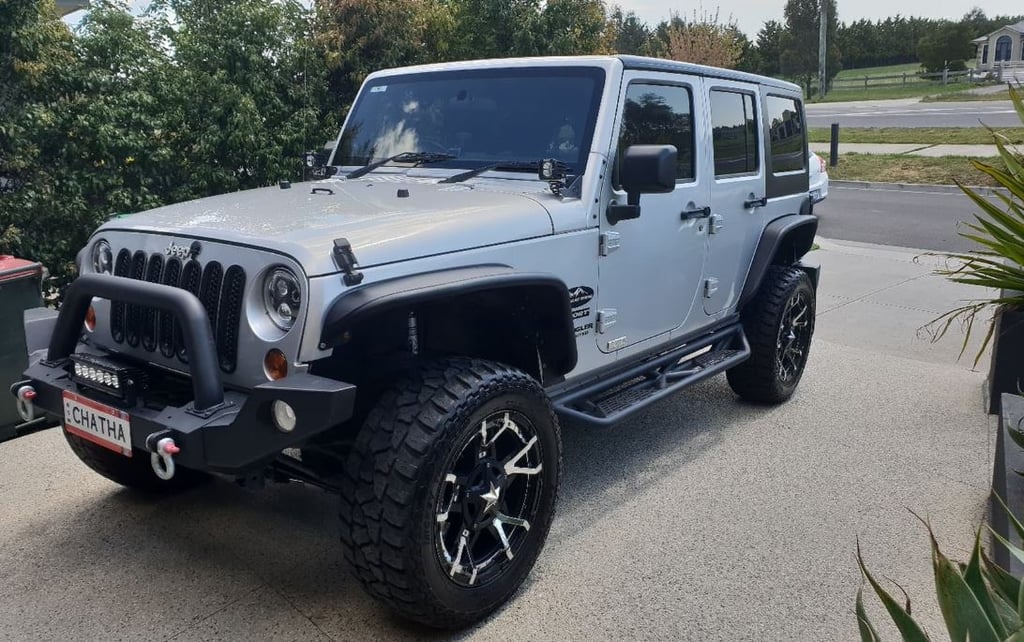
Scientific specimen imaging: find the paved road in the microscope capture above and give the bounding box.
[807,98,1019,128]
[816,184,984,252]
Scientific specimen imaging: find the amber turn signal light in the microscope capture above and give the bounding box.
[84,305,97,333]
[263,349,288,381]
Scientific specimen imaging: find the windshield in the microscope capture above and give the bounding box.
[333,66,606,177]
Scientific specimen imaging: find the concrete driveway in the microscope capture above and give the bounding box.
[0,239,994,640]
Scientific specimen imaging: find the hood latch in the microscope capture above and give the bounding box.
[333,238,364,287]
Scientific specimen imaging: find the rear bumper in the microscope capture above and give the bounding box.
[13,273,357,474]
[810,174,829,203]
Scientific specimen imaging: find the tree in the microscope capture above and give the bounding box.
[662,9,742,69]
[605,6,655,55]
[0,0,332,292]
[445,0,545,59]
[1,0,171,286]
[732,27,759,73]
[779,0,840,94]
[917,21,974,72]
[540,0,610,55]
[316,0,451,110]
[754,20,783,76]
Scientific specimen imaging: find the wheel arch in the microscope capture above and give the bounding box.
[317,265,578,381]
[737,214,818,310]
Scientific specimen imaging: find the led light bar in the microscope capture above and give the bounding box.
[68,354,147,402]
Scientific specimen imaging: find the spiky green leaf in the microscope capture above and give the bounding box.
[993,493,1024,543]
[857,587,883,642]
[856,542,932,642]
[983,549,1023,605]
[928,526,1001,642]
[963,528,1009,638]
[988,528,1024,569]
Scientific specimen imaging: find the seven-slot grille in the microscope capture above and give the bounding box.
[109,249,246,373]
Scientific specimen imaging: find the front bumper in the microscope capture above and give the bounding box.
[14,274,356,474]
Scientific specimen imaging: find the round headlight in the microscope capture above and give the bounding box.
[91,240,113,274]
[263,267,301,331]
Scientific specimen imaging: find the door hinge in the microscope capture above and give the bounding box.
[596,309,617,334]
[599,232,621,256]
[704,278,719,298]
[708,214,724,235]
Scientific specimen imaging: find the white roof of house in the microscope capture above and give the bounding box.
[974,21,1024,44]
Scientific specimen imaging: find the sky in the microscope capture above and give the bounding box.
[614,0,1023,37]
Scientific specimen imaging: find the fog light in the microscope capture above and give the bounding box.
[263,349,288,381]
[271,400,297,433]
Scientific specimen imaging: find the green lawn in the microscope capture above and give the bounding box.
[808,127,1024,145]
[812,82,978,103]
[834,62,923,80]
[828,153,1003,186]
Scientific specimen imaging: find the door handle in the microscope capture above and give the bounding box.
[744,196,768,209]
[681,205,711,220]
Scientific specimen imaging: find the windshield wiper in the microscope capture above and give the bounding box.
[439,160,542,184]
[346,151,456,180]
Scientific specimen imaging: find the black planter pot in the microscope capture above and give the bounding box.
[987,295,1024,415]
[992,393,1024,576]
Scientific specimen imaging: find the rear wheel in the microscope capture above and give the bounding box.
[63,428,207,494]
[339,358,561,628]
[728,266,815,404]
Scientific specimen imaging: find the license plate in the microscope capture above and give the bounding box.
[63,391,132,457]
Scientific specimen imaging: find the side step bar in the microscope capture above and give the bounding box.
[552,324,750,427]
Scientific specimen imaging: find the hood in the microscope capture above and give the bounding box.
[99,177,554,276]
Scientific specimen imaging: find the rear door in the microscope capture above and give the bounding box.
[702,81,764,316]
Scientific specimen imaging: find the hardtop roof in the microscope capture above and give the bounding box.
[617,55,803,94]
[364,55,804,96]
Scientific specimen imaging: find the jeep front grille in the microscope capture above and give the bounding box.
[110,248,246,373]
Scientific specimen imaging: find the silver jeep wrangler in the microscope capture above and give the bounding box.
[8,56,817,628]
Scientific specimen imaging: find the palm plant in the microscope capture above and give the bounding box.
[856,494,1024,642]
[859,85,1024,640]
[924,84,1024,365]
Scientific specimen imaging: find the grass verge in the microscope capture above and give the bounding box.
[834,63,924,80]
[812,82,977,103]
[828,154,1006,186]
[922,89,1012,102]
[808,127,1024,145]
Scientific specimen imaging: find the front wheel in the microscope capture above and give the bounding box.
[339,358,561,629]
[728,266,816,404]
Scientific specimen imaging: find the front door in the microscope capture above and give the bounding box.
[703,81,765,315]
[595,71,710,353]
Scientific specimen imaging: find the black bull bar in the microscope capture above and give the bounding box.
[10,273,357,473]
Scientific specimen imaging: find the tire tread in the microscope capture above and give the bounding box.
[339,357,560,629]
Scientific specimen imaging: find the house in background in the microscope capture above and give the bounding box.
[56,1,88,16]
[973,21,1024,75]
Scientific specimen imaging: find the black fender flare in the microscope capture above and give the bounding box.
[737,214,818,309]
[318,264,578,375]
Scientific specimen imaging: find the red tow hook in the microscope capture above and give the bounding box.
[151,437,180,480]
[15,385,36,422]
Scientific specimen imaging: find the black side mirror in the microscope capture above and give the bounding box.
[608,144,677,225]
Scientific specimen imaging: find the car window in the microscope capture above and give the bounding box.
[335,67,606,174]
[616,83,695,185]
[710,90,758,177]
[765,95,805,174]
